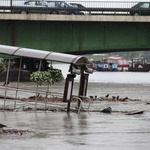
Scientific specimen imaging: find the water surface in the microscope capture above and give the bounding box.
[0,64,150,150]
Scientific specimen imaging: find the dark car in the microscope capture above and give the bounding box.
[69,3,85,8]
[46,1,83,14]
[70,3,86,15]
[130,2,150,15]
[13,0,82,15]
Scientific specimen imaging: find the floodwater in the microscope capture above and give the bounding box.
[0,64,150,150]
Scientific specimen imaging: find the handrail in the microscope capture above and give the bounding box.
[79,95,92,113]
[72,95,92,113]
[0,4,147,16]
[0,84,64,98]
[72,96,83,113]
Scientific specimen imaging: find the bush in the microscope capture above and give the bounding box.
[30,69,64,85]
[0,61,6,75]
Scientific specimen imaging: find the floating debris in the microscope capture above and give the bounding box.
[0,129,35,135]
[89,94,142,102]
[101,107,112,113]
[0,124,7,128]
[0,108,14,112]
[125,110,144,115]
[22,107,65,112]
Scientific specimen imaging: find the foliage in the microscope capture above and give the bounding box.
[30,69,64,86]
[0,61,6,75]
[50,69,64,84]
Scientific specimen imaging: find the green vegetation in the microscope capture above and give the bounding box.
[30,69,64,86]
[0,60,6,75]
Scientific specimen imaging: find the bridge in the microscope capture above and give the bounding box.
[0,2,150,55]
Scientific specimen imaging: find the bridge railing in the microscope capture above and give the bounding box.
[0,1,148,16]
[0,1,137,7]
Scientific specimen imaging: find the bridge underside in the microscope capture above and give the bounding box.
[0,19,150,54]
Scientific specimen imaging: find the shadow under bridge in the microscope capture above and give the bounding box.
[1,19,150,54]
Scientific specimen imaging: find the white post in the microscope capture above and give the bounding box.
[14,57,22,109]
[3,57,11,110]
[35,59,42,110]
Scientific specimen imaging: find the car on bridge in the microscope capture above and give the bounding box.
[130,2,150,15]
[69,3,89,15]
[46,1,83,15]
[69,3,85,9]
[13,0,49,14]
[13,0,83,15]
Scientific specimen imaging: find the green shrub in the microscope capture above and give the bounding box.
[30,69,64,85]
[0,61,6,75]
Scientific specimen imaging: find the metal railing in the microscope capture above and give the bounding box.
[72,95,92,113]
[0,83,65,111]
[0,1,149,16]
[0,1,138,8]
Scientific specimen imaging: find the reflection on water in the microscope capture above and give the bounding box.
[0,108,150,150]
[0,64,150,150]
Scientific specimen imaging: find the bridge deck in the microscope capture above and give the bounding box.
[0,14,150,22]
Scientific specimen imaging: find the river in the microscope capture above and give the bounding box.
[0,64,150,150]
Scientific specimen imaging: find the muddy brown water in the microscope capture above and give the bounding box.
[0,64,150,150]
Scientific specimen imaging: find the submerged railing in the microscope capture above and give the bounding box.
[72,95,92,113]
[0,84,93,113]
[0,83,64,110]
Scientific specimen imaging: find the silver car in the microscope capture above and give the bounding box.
[13,0,57,14]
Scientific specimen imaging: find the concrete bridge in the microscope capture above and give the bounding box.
[0,14,150,54]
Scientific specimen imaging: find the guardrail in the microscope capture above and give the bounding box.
[0,6,147,16]
[0,1,138,7]
[0,1,149,16]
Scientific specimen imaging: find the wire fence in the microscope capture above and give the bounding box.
[0,1,138,8]
[0,1,147,16]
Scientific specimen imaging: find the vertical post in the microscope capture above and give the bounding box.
[63,74,74,113]
[35,59,42,110]
[14,57,22,109]
[45,83,50,110]
[3,57,11,111]
[10,0,13,12]
[78,65,89,109]
[10,0,12,7]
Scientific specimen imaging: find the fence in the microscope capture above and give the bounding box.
[0,1,146,16]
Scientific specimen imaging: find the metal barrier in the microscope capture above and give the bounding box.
[0,1,148,16]
[0,83,93,113]
[0,83,64,111]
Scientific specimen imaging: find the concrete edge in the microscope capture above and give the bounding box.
[0,14,150,22]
